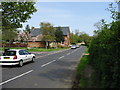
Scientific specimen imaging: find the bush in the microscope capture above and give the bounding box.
[89,21,120,88]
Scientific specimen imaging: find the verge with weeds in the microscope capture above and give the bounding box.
[72,47,95,89]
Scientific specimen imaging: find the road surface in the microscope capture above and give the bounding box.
[1,46,86,88]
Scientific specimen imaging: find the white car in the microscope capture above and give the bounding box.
[71,45,76,49]
[76,44,80,48]
[0,49,35,67]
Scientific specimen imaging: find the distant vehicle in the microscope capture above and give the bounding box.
[0,49,35,67]
[71,45,76,49]
[76,45,80,48]
[69,45,72,47]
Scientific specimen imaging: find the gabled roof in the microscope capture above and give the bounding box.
[30,28,43,37]
[30,27,70,37]
[54,27,70,36]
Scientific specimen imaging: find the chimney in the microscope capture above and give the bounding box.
[32,27,35,30]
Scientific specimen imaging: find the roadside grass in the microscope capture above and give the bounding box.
[28,47,69,52]
[77,55,89,88]
[84,47,89,54]
[73,47,94,88]
[0,47,69,52]
[77,55,89,75]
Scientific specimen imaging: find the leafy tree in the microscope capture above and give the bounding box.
[2,27,17,43]
[55,27,64,43]
[89,20,120,88]
[25,24,30,33]
[89,2,120,87]
[40,22,56,48]
[70,32,79,44]
[2,2,37,28]
[93,19,107,35]
[79,33,91,46]
[1,2,37,42]
[24,24,30,41]
[106,2,120,20]
[70,31,91,46]
[40,22,55,41]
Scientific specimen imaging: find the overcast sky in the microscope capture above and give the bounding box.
[22,2,118,36]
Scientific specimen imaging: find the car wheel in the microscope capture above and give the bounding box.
[19,60,23,67]
[31,57,35,63]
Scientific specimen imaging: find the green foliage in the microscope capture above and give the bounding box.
[79,33,92,47]
[107,3,119,20]
[55,27,64,43]
[77,55,89,75]
[40,22,56,41]
[2,2,37,28]
[70,32,92,46]
[0,47,69,52]
[93,19,108,35]
[2,27,17,42]
[79,78,88,88]
[2,2,37,41]
[76,54,89,88]
[28,47,69,52]
[89,20,120,88]
[70,33,79,44]
[25,24,30,33]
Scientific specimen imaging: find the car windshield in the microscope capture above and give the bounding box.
[3,51,16,56]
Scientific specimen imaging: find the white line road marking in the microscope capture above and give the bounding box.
[58,56,65,59]
[71,48,80,53]
[67,53,70,55]
[0,70,33,86]
[36,49,70,59]
[41,47,83,66]
[41,60,56,67]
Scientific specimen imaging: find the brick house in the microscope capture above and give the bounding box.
[54,27,70,47]
[27,27,70,48]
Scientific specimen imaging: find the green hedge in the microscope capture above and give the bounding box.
[89,21,120,88]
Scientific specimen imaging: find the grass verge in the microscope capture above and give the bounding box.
[0,47,69,52]
[77,55,89,88]
[72,47,94,89]
[28,47,69,52]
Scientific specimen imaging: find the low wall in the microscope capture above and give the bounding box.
[27,41,45,48]
[0,43,27,47]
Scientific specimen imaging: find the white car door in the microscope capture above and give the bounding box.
[23,50,33,62]
[19,50,28,63]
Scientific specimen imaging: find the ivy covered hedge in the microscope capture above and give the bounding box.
[89,20,120,88]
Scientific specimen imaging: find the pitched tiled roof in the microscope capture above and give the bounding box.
[30,28,43,37]
[30,27,70,37]
[54,27,70,36]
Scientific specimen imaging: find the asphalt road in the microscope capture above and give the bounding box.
[1,46,86,88]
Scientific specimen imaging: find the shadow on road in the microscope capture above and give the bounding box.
[38,60,78,86]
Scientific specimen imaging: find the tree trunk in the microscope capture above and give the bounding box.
[46,41,48,49]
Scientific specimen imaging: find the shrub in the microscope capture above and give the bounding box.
[89,21,120,88]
